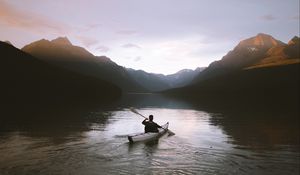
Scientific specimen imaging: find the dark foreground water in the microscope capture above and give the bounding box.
[0,94,299,175]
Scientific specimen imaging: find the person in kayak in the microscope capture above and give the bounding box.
[142,115,162,133]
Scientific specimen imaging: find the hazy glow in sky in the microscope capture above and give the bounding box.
[0,0,299,74]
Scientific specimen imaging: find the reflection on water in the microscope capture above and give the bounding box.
[0,94,299,174]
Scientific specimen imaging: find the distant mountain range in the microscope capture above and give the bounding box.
[1,33,299,108]
[0,41,121,109]
[165,33,300,105]
[22,37,205,92]
[127,67,205,91]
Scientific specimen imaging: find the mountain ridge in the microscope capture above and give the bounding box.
[237,33,285,49]
[127,67,205,91]
[164,34,300,106]
[0,41,121,109]
[51,37,73,46]
[192,34,299,83]
[22,37,95,61]
[8,33,300,95]
[22,37,145,92]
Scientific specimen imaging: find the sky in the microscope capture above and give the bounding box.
[0,0,299,74]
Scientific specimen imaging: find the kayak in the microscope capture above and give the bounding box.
[128,122,169,143]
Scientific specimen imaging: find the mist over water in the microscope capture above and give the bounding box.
[0,94,299,175]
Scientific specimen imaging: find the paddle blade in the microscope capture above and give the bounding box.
[129,107,138,114]
[129,107,148,119]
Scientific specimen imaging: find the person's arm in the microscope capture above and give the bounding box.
[142,119,148,125]
[156,123,162,128]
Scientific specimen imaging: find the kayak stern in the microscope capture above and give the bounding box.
[128,122,169,143]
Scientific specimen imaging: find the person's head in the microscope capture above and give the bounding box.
[149,115,153,121]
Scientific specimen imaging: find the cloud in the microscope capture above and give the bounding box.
[76,35,99,47]
[116,30,138,35]
[260,14,277,21]
[121,56,142,62]
[96,45,110,52]
[86,23,102,30]
[121,43,141,49]
[290,15,299,20]
[0,0,69,34]
[77,23,102,32]
[134,56,142,62]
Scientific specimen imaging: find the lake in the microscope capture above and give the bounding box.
[0,94,299,175]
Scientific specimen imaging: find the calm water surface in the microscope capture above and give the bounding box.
[0,94,299,175]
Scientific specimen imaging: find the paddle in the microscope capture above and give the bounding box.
[129,107,175,135]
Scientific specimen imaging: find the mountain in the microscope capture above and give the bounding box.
[22,37,145,92]
[165,34,300,106]
[126,69,171,91]
[22,37,94,61]
[246,36,300,69]
[51,36,73,45]
[237,33,285,48]
[3,40,13,45]
[0,41,121,109]
[286,36,300,58]
[127,67,205,91]
[193,33,299,82]
[165,67,206,87]
[166,64,300,106]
